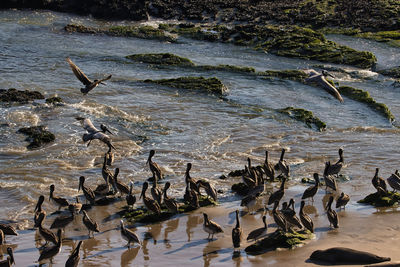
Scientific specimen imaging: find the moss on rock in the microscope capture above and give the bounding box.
[17,125,55,149]
[126,53,194,66]
[143,76,228,95]
[378,66,400,79]
[198,64,256,73]
[355,31,400,47]
[45,96,63,105]
[0,88,44,103]
[358,191,400,207]
[245,229,312,255]
[259,70,308,81]
[278,107,326,131]
[338,86,395,122]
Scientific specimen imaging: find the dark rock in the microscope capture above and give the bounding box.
[17,125,55,149]
[278,107,327,131]
[231,182,250,196]
[358,191,400,207]
[45,96,63,105]
[0,88,44,103]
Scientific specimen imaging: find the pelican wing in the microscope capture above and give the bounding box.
[66,57,92,86]
[78,117,99,133]
[320,76,344,103]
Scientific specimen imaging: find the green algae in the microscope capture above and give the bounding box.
[45,96,63,105]
[17,125,55,149]
[355,31,400,47]
[122,195,217,224]
[143,76,228,95]
[197,64,256,73]
[378,66,400,79]
[338,86,395,122]
[126,53,194,66]
[358,191,400,207]
[259,70,308,82]
[278,107,326,131]
[245,229,312,255]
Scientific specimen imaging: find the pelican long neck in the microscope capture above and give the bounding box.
[57,230,62,246]
[265,151,269,164]
[114,168,119,182]
[273,201,278,212]
[280,149,285,161]
[185,165,191,183]
[374,168,379,178]
[324,162,330,176]
[102,155,107,170]
[235,211,240,228]
[338,149,344,163]
[8,249,14,265]
[247,158,252,169]
[280,178,286,190]
[300,201,305,214]
[327,197,333,210]
[262,216,267,228]
[314,173,319,185]
[129,182,133,195]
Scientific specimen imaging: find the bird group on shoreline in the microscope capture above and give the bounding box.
[2,58,398,266]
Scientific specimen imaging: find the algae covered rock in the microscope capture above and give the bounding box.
[45,96,63,105]
[143,76,228,95]
[0,88,44,103]
[126,53,195,66]
[338,86,395,122]
[358,191,400,207]
[378,66,400,79]
[17,125,55,149]
[355,31,400,47]
[245,229,313,255]
[260,70,308,81]
[278,107,326,131]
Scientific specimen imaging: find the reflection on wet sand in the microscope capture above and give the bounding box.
[186,214,201,242]
[164,217,179,249]
[121,246,140,266]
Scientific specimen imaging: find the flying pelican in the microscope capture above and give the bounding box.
[76,117,116,150]
[304,69,344,102]
[232,210,242,250]
[202,213,223,240]
[65,241,82,267]
[66,57,112,95]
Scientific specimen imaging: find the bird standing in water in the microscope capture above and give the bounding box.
[65,241,82,267]
[247,215,268,242]
[299,200,314,233]
[120,220,141,248]
[66,57,112,95]
[203,213,223,240]
[326,196,339,228]
[147,150,163,181]
[302,173,319,202]
[336,192,350,209]
[232,210,242,250]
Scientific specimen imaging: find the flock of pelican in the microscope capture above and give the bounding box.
[1,57,399,266]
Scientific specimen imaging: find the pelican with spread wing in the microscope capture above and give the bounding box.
[66,57,112,94]
[304,69,344,103]
[76,117,116,150]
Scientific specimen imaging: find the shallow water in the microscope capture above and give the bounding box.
[1,9,400,266]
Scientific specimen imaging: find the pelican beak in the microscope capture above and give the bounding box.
[87,140,92,147]
[100,82,107,85]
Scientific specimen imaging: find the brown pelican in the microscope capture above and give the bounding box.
[278,148,290,178]
[232,210,242,250]
[336,192,350,209]
[126,181,136,209]
[66,57,112,95]
[102,155,115,194]
[304,69,344,103]
[326,148,344,176]
[36,213,57,246]
[120,220,141,248]
[0,224,17,236]
[196,180,218,201]
[50,205,74,229]
[105,145,114,166]
[299,200,314,233]
[268,178,286,205]
[323,161,337,192]
[114,168,130,195]
[282,199,303,230]
[326,196,339,228]
[70,197,82,214]
[247,215,268,242]
[203,213,223,240]
[0,229,4,245]
[240,193,259,213]
[184,183,199,209]
[302,173,319,202]
[38,229,63,263]
[147,150,163,181]
[272,201,287,232]
[78,176,95,205]
[76,117,116,150]
[151,174,162,206]
[372,168,387,192]
[82,210,99,238]
[242,169,257,188]
[65,240,82,267]
[163,182,179,213]
[139,182,161,215]
[387,171,400,192]
[263,151,275,181]
[0,247,14,267]
[185,163,200,195]
[49,184,69,210]
[34,195,46,228]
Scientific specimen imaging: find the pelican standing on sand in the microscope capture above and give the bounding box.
[336,192,350,209]
[76,117,116,150]
[203,213,223,240]
[278,148,290,178]
[126,181,136,209]
[34,195,46,228]
[120,220,141,248]
[304,69,344,103]
[49,184,69,210]
[299,200,314,233]
[0,247,14,267]
[263,151,275,181]
[232,210,242,250]
[326,196,339,228]
[78,176,95,205]
[38,229,63,264]
[82,210,99,238]
[247,215,268,242]
[323,161,337,192]
[66,57,112,95]
[65,240,82,267]
[36,213,57,246]
[326,148,344,177]
[302,173,319,202]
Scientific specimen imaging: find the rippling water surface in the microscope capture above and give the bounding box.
[1,9,400,266]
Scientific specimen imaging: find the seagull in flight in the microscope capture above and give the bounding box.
[304,69,344,103]
[66,57,112,95]
[76,117,116,150]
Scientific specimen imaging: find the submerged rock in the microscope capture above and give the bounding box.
[278,107,326,131]
[378,66,400,79]
[338,86,395,122]
[0,88,44,103]
[143,76,228,95]
[245,229,313,255]
[358,191,400,207]
[126,53,194,66]
[45,96,63,105]
[17,125,55,149]
[231,182,250,196]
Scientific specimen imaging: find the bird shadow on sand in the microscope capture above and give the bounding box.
[164,238,210,255]
[84,245,128,259]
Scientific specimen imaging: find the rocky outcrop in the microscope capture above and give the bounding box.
[17,125,55,149]
[0,88,44,103]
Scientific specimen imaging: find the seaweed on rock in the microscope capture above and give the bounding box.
[278,107,326,131]
[0,88,44,103]
[245,229,313,255]
[358,191,400,207]
[17,125,55,149]
[126,53,195,66]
